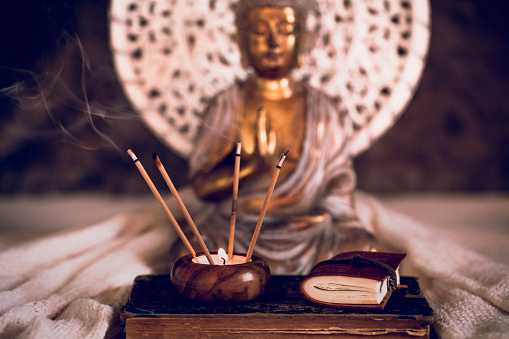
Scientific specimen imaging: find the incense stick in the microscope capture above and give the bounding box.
[153,152,214,265]
[228,142,241,261]
[245,151,289,263]
[127,149,199,262]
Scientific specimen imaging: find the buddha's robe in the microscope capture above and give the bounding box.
[188,82,373,274]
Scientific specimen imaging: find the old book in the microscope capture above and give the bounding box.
[121,274,433,338]
[300,251,406,309]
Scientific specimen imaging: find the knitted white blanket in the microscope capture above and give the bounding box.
[0,191,508,338]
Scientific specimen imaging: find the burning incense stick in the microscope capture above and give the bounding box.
[245,151,289,263]
[228,142,242,261]
[152,152,214,265]
[127,149,199,262]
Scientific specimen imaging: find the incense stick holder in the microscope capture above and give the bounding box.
[171,252,270,302]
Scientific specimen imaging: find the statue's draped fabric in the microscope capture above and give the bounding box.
[189,83,373,274]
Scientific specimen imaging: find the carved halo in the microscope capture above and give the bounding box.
[109,0,430,158]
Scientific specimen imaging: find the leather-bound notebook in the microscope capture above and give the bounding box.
[300,251,406,309]
[121,274,433,338]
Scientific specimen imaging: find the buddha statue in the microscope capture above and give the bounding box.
[186,0,376,274]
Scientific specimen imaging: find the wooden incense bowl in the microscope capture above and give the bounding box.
[171,252,271,302]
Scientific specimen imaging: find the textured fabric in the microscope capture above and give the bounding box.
[0,203,179,339]
[355,192,509,339]
[1,191,508,338]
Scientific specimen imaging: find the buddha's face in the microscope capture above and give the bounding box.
[243,7,300,78]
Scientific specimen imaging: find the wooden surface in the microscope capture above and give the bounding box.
[121,275,433,338]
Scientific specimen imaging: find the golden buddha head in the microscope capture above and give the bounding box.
[235,0,319,78]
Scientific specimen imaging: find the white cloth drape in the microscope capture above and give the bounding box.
[0,202,179,339]
[0,190,508,338]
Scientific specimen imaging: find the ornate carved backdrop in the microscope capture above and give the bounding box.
[109,0,430,158]
[1,0,508,194]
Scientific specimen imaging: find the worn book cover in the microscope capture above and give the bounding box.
[121,274,433,338]
[300,251,406,308]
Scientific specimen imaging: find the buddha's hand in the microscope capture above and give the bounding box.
[256,107,277,161]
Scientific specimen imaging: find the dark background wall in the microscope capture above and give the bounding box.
[1,0,508,195]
